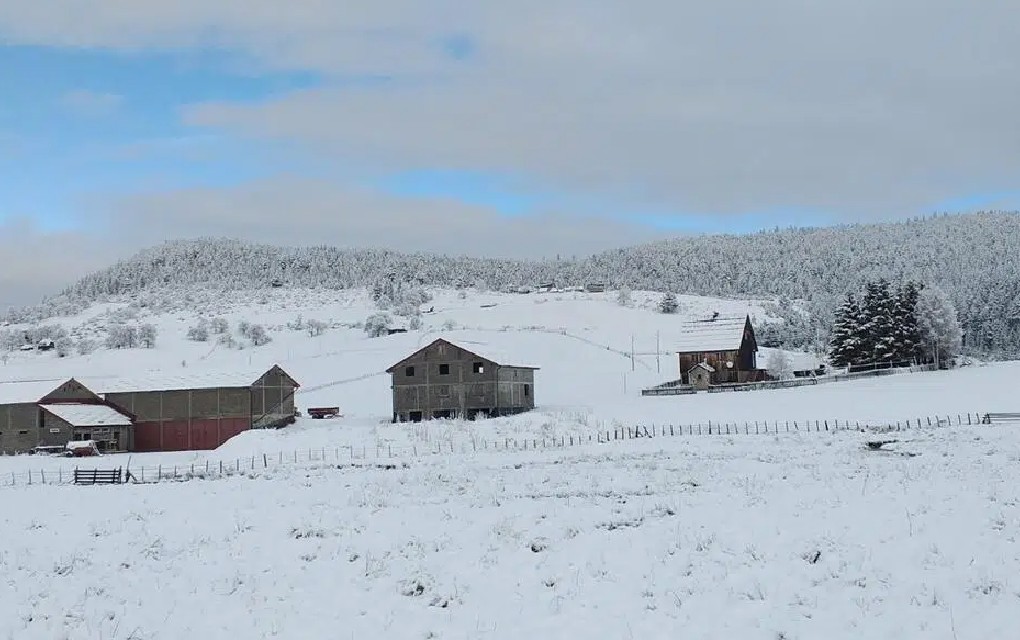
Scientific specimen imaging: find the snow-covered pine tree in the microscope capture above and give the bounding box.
[828,294,861,367]
[916,285,962,368]
[892,281,923,363]
[658,292,679,314]
[616,287,633,307]
[860,279,897,363]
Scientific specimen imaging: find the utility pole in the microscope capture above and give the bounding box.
[656,331,660,374]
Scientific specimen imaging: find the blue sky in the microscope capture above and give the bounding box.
[0,43,849,238]
[0,46,324,229]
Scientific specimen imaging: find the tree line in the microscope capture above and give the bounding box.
[828,279,962,369]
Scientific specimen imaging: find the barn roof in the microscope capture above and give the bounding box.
[673,315,752,353]
[41,403,133,427]
[386,338,540,372]
[85,364,297,394]
[0,378,74,405]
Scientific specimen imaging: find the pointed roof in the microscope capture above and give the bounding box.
[673,315,755,353]
[689,362,716,373]
[386,338,540,373]
[0,378,81,405]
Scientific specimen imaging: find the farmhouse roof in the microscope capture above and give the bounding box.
[85,364,298,394]
[673,315,752,353]
[689,362,716,373]
[41,403,133,427]
[0,378,75,405]
[386,338,540,373]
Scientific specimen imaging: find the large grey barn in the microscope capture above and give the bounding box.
[92,365,300,452]
[387,339,538,422]
[0,378,133,454]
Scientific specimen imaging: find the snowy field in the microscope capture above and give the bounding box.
[1,287,1018,638]
[0,287,1011,478]
[3,426,1019,639]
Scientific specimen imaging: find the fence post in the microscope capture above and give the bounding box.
[967,413,972,426]
[263,454,268,468]
[41,469,45,485]
[158,464,162,481]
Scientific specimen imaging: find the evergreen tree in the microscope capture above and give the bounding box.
[828,294,861,367]
[658,292,679,314]
[892,281,923,362]
[860,279,897,363]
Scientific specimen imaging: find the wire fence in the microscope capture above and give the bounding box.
[0,411,995,488]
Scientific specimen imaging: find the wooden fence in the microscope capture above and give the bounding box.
[0,411,991,488]
[644,363,938,396]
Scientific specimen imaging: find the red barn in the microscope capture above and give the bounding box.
[91,365,299,452]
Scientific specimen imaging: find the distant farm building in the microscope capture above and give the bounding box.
[387,338,538,423]
[675,315,764,385]
[0,378,130,454]
[91,365,299,452]
[585,283,606,293]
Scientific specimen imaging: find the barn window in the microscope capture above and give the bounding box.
[473,362,484,374]
[438,384,451,397]
[18,430,29,435]
[405,366,415,377]
[439,363,450,375]
[524,384,530,397]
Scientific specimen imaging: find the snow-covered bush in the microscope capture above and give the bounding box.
[306,319,328,337]
[187,319,210,342]
[659,292,679,314]
[441,318,457,331]
[408,314,423,330]
[765,350,793,380]
[617,287,633,307]
[76,338,97,356]
[247,324,271,346]
[105,323,138,349]
[210,317,229,335]
[364,313,392,338]
[138,324,158,349]
[54,337,73,358]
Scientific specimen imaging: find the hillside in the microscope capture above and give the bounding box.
[6,211,1020,355]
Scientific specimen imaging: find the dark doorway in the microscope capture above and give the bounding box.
[409,411,423,423]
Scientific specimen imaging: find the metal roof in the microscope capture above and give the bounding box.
[0,378,73,405]
[84,369,274,394]
[673,316,751,353]
[41,403,133,427]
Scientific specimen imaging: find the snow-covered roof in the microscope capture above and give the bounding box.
[388,338,540,371]
[0,378,72,405]
[672,316,750,353]
[41,403,133,427]
[85,368,274,394]
[690,362,716,373]
[455,341,540,370]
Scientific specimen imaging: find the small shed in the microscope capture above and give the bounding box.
[41,403,133,453]
[688,362,714,390]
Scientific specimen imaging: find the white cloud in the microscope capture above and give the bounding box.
[59,90,123,117]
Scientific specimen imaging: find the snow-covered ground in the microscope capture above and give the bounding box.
[4,427,1020,639]
[1,287,1017,638]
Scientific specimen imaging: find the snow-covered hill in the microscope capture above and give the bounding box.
[3,286,1019,639]
[0,285,1012,468]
